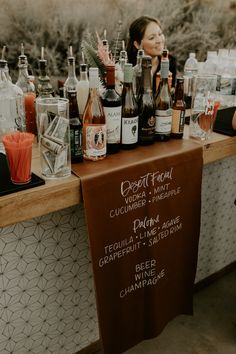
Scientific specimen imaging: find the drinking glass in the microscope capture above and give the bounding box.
[2,131,34,184]
[189,74,219,140]
[36,97,71,179]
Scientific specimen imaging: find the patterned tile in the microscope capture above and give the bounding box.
[0,157,235,353]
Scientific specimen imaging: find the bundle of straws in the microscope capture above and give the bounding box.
[2,132,35,184]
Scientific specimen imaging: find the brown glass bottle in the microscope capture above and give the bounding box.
[102,65,122,154]
[137,55,155,145]
[121,63,139,149]
[171,77,186,139]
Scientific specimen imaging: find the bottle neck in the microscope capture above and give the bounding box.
[39,60,49,80]
[67,58,77,79]
[175,83,184,100]
[160,60,169,80]
[106,67,115,88]
[18,66,29,81]
[80,70,88,81]
[142,67,152,92]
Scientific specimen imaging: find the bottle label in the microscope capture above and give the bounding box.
[171,110,185,134]
[103,106,122,144]
[84,124,106,157]
[121,116,138,144]
[220,76,234,95]
[155,109,172,133]
[70,124,83,159]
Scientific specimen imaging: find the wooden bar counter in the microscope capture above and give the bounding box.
[0,127,236,228]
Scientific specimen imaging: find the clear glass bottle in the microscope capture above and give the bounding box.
[16,43,37,136]
[64,46,83,163]
[133,48,144,98]
[83,68,106,161]
[183,52,198,109]
[76,62,89,121]
[171,77,186,139]
[37,47,54,98]
[102,64,122,154]
[0,49,25,151]
[0,46,25,134]
[121,63,138,149]
[155,56,173,141]
[137,55,155,144]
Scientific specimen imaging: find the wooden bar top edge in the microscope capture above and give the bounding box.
[0,129,235,228]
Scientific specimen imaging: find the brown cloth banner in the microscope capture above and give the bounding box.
[72,139,203,354]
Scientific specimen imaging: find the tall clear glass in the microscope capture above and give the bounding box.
[36,97,71,178]
[189,74,219,141]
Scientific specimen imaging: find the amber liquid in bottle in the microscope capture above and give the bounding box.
[102,64,122,154]
[171,77,186,139]
[83,68,106,161]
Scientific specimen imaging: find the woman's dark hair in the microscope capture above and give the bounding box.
[126,15,162,66]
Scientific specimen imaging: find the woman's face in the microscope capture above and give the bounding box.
[137,21,165,57]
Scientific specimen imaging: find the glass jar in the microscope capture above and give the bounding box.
[36,97,71,178]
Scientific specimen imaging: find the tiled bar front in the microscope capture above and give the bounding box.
[0,155,235,354]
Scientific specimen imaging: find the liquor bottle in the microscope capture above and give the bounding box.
[183,52,198,109]
[155,54,173,141]
[0,46,25,133]
[137,55,155,144]
[76,56,89,121]
[64,46,83,163]
[133,48,144,98]
[102,64,122,154]
[83,67,106,161]
[0,58,24,151]
[121,63,139,149]
[171,77,186,139]
[37,47,54,98]
[16,43,37,136]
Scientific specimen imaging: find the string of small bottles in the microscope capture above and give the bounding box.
[0,42,186,162]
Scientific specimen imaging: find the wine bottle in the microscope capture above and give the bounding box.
[64,46,83,163]
[137,55,155,144]
[171,77,186,139]
[102,64,122,154]
[83,68,106,161]
[155,54,173,141]
[121,63,139,149]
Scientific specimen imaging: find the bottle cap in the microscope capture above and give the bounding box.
[80,63,87,72]
[137,49,144,58]
[176,76,184,83]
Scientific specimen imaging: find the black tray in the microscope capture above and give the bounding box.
[213,106,236,136]
[0,152,45,197]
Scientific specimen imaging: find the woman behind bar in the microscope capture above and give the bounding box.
[127,15,177,94]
